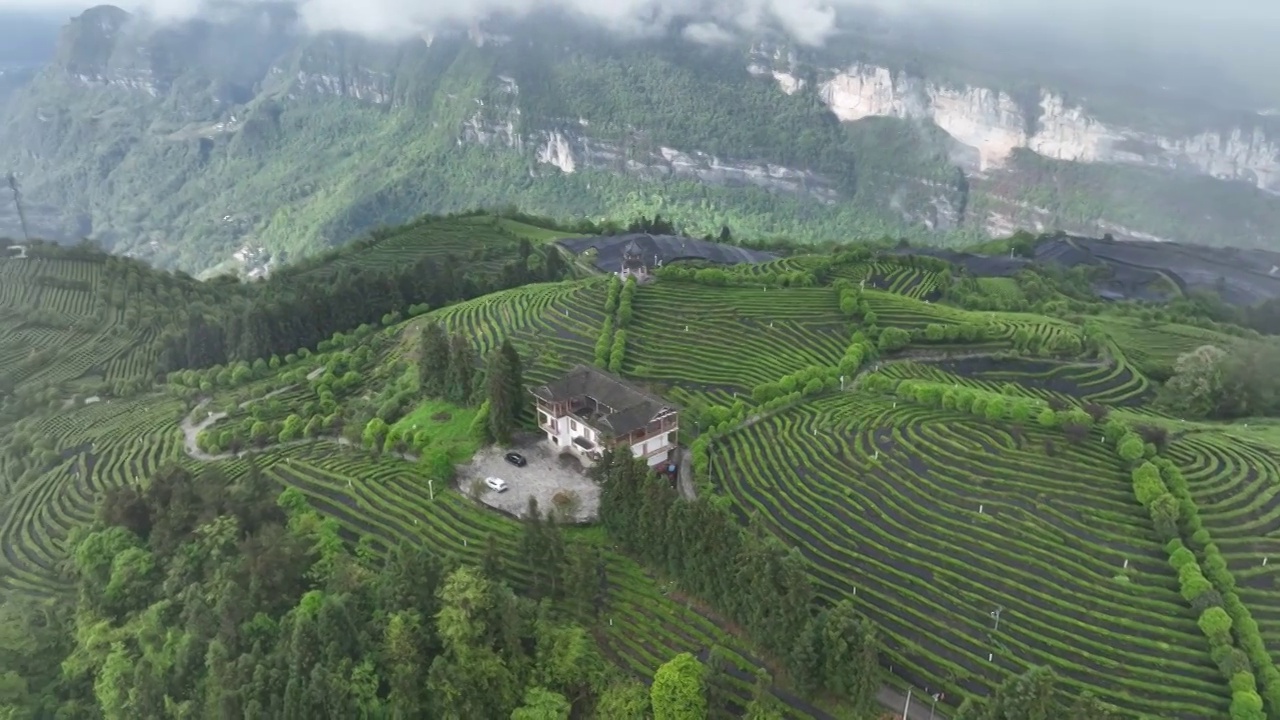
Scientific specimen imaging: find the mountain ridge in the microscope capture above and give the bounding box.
[3,4,1280,274]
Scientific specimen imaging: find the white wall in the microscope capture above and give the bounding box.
[630,432,675,466]
[543,408,675,467]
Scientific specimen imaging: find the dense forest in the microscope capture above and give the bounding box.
[0,449,1109,719]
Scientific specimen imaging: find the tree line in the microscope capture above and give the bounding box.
[159,236,566,374]
[0,462,660,719]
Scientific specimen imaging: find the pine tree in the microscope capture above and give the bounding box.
[561,540,600,620]
[444,333,477,405]
[788,612,826,695]
[485,348,516,445]
[418,321,450,397]
[500,338,525,420]
[520,497,566,599]
[544,246,567,280]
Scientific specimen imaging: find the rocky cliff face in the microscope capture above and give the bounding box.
[459,78,841,203]
[758,58,1280,193]
[523,127,840,202]
[7,5,1280,269]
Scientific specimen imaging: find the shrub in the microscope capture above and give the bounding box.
[1230,690,1264,720]
[1199,607,1234,645]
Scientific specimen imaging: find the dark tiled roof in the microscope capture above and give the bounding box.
[623,238,642,256]
[531,365,676,435]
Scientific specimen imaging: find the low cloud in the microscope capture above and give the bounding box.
[682,22,735,45]
[1,0,847,45]
[289,0,845,46]
[4,0,1279,95]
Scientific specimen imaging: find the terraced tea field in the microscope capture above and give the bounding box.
[423,278,609,388]
[0,254,167,394]
[623,281,849,392]
[1094,316,1244,379]
[285,214,526,281]
[0,395,187,599]
[833,262,944,300]
[7,232,1280,719]
[710,391,1227,717]
[0,391,831,718]
[875,356,1152,408]
[1166,431,1280,657]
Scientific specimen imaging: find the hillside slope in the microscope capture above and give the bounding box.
[7,218,1280,718]
[3,7,1280,273]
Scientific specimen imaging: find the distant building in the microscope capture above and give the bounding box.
[618,238,652,282]
[531,365,678,467]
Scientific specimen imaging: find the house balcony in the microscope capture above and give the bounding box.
[618,418,679,446]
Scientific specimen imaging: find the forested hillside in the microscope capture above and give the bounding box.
[0,213,573,425]
[4,6,1280,274]
[8,207,1280,718]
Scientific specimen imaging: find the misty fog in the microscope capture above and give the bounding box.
[2,0,1277,109]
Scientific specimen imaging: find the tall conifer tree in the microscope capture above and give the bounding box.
[445,333,477,405]
[418,322,450,397]
[485,347,516,444]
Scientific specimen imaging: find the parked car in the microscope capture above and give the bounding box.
[484,476,509,493]
[504,452,527,467]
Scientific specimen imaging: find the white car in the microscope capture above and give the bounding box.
[484,476,509,493]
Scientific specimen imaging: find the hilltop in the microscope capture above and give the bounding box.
[4,6,1280,273]
[3,215,1280,718]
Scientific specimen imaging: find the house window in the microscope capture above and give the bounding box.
[666,432,675,445]
[570,419,578,432]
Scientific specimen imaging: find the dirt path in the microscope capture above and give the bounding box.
[179,398,421,465]
[181,400,231,461]
[878,687,947,720]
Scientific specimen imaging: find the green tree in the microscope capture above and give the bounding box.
[445,333,478,405]
[501,338,526,420]
[363,417,390,451]
[510,687,570,720]
[596,680,650,719]
[743,670,784,720]
[419,321,451,397]
[485,343,522,445]
[1157,344,1227,418]
[650,652,707,720]
[384,610,428,718]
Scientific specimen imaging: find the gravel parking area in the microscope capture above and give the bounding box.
[459,436,600,522]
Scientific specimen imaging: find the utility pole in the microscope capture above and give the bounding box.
[903,687,913,719]
[929,693,939,720]
[6,173,30,242]
[991,605,1003,632]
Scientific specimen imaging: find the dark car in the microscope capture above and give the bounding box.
[504,452,527,467]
